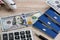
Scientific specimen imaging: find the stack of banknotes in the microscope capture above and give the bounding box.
[0,12,41,31]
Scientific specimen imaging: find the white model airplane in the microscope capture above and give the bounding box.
[0,0,17,10]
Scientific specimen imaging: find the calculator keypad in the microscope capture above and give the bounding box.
[1,30,33,40]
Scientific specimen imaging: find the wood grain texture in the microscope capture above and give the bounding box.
[0,0,50,17]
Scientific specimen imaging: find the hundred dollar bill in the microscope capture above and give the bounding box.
[0,12,40,31]
[46,0,60,14]
[0,15,25,31]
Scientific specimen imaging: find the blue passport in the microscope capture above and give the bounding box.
[38,15,60,33]
[45,8,60,25]
[33,20,57,38]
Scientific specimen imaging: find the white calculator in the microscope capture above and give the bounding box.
[0,29,34,40]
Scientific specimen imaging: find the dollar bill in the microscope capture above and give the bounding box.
[0,11,42,31]
[0,14,27,31]
[46,0,60,14]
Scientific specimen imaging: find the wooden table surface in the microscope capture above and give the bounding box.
[0,0,60,40]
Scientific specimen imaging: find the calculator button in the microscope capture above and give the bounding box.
[26,31,30,34]
[26,34,31,38]
[9,33,14,40]
[21,38,26,40]
[3,34,8,40]
[21,35,25,38]
[20,31,25,35]
[14,32,19,35]
[27,38,32,40]
[15,35,20,39]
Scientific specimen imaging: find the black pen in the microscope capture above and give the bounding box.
[35,34,48,40]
